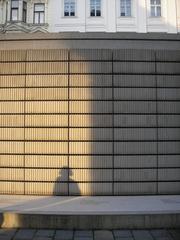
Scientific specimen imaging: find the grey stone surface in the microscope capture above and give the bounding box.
[33,238,53,240]
[55,230,73,240]
[113,230,132,238]
[14,229,36,240]
[132,230,154,240]
[74,231,93,237]
[35,230,55,237]
[168,230,180,240]
[94,230,114,240]
[150,229,171,238]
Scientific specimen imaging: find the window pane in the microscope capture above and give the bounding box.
[156,0,161,5]
[34,12,39,23]
[157,6,161,16]
[11,9,18,20]
[23,2,27,10]
[40,12,44,23]
[35,4,44,12]
[12,0,19,8]
[151,6,155,16]
[90,9,95,16]
[96,9,101,16]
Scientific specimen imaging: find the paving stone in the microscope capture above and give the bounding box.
[94,230,114,240]
[132,230,153,240]
[168,230,180,240]
[14,229,36,240]
[0,228,17,237]
[150,229,171,238]
[35,230,55,237]
[33,238,53,240]
[114,238,134,240]
[74,231,93,237]
[154,237,173,240]
[54,230,73,240]
[74,238,93,240]
[113,230,132,238]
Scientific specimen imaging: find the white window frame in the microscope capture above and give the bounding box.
[150,0,161,17]
[90,0,101,17]
[11,0,19,21]
[120,0,132,17]
[64,0,76,17]
[33,3,45,24]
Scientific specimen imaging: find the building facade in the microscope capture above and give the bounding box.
[0,0,180,33]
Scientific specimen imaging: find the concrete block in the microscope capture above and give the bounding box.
[157,76,180,88]
[158,115,180,127]
[158,155,180,168]
[114,115,156,127]
[72,169,113,182]
[114,156,157,168]
[70,114,113,127]
[26,101,68,113]
[25,155,68,168]
[132,230,153,240]
[0,50,26,61]
[0,63,26,74]
[114,128,156,140]
[25,182,68,195]
[114,169,157,181]
[158,128,180,140]
[69,142,113,154]
[94,230,114,240]
[114,75,156,87]
[0,182,24,194]
[25,128,68,141]
[69,128,113,141]
[0,128,24,140]
[69,183,112,195]
[27,49,68,61]
[14,229,36,240]
[70,88,112,100]
[0,75,25,88]
[26,75,68,87]
[157,63,180,74]
[156,50,180,61]
[55,230,73,240]
[0,115,24,127]
[70,75,112,87]
[69,156,113,169]
[158,102,180,114]
[25,168,68,182]
[26,62,68,74]
[0,89,24,100]
[25,142,68,154]
[25,115,68,127]
[0,155,24,167]
[26,88,68,100]
[158,182,180,194]
[0,142,24,154]
[114,88,156,100]
[158,142,180,154]
[0,168,24,181]
[114,142,157,154]
[158,89,180,100]
[113,62,155,74]
[158,169,180,181]
[70,49,112,61]
[113,49,155,61]
[70,62,112,74]
[150,229,171,238]
[0,102,24,114]
[114,182,156,195]
[70,101,113,114]
[114,102,156,113]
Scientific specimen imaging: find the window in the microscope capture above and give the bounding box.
[64,0,75,17]
[120,0,131,17]
[34,3,45,24]
[90,0,101,17]
[11,0,19,21]
[22,1,27,23]
[150,0,161,17]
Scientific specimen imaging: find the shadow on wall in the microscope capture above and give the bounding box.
[53,167,80,195]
